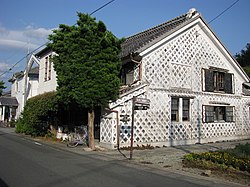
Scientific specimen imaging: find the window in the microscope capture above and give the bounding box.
[203,105,234,123]
[214,72,224,91]
[203,69,233,94]
[45,55,52,81]
[182,98,190,121]
[45,57,48,81]
[120,61,141,85]
[48,55,52,80]
[171,98,179,121]
[171,97,190,122]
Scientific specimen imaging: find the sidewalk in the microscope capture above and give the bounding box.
[100,139,250,167]
[1,127,249,186]
[100,139,250,186]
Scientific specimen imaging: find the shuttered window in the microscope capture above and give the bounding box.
[204,105,234,123]
[204,69,233,94]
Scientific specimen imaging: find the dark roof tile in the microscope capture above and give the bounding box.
[0,97,18,106]
[120,10,200,58]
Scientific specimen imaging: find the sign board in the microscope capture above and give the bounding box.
[134,97,150,110]
[134,105,149,110]
[135,98,150,105]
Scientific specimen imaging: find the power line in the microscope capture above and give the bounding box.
[0,0,116,79]
[0,56,26,78]
[208,0,240,24]
[0,0,240,79]
[90,0,115,15]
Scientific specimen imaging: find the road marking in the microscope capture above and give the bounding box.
[34,142,42,146]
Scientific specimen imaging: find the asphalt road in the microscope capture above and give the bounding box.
[0,128,240,187]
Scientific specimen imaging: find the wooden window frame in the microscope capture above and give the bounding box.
[214,71,225,91]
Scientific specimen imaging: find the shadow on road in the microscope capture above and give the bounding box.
[117,148,128,159]
[0,178,9,187]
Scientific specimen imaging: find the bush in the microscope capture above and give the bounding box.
[15,92,58,136]
[183,143,250,173]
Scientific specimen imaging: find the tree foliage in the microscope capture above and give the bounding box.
[16,92,58,136]
[48,13,123,109]
[0,81,6,96]
[48,13,123,149]
[235,43,250,77]
[235,43,250,67]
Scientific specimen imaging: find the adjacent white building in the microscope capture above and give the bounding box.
[9,48,57,118]
[9,67,39,118]
[0,96,18,122]
[35,48,57,95]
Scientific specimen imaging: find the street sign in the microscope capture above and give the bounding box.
[134,104,149,110]
[134,97,150,110]
[134,97,150,105]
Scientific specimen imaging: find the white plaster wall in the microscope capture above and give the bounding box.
[11,77,25,118]
[27,77,39,99]
[101,18,250,149]
[37,52,57,95]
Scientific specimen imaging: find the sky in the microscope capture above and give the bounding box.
[0,0,249,91]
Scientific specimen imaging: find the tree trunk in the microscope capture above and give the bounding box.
[88,109,95,150]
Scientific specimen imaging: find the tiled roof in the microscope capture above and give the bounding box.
[120,9,200,58]
[0,97,18,106]
[9,66,39,82]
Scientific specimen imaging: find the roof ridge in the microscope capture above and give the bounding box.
[124,13,188,41]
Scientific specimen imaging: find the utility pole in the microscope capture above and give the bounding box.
[129,96,136,160]
[129,96,150,160]
[23,45,29,107]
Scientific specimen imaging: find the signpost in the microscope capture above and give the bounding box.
[129,96,150,160]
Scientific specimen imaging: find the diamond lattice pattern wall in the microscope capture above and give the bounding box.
[100,25,250,148]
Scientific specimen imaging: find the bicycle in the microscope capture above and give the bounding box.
[67,126,88,147]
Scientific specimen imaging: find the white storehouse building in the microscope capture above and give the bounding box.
[99,9,250,149]
[10,9,250,149]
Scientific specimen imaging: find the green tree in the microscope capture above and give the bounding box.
[48,13,122,149]
[235,43,250,77]
[0,81,6,96]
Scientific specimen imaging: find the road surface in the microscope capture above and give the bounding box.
[0,127,239,187]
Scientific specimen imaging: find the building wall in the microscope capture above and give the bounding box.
[37,51,57,95]
[10,76,24,118]
[10,50,57,119]
[27,76,39,99]
[100,21,250,149]
[10,74,39,118]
